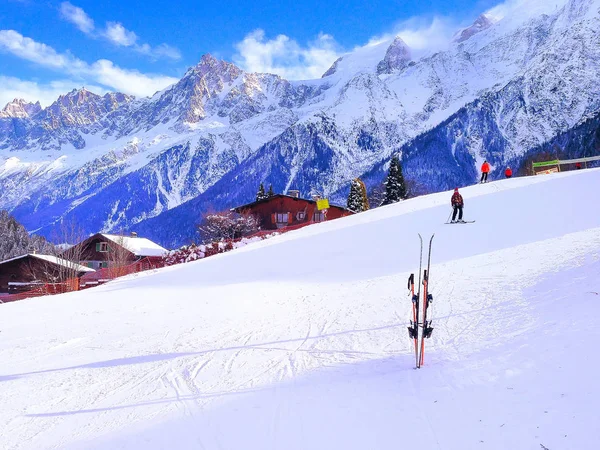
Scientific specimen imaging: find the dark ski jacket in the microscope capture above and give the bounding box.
[451,192,464,207]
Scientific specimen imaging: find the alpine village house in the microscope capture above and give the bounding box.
[69,233,168,270]
[231,191,353,230]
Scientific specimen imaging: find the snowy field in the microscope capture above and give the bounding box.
[1,169,600,450]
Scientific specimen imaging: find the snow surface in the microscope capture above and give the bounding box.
[0,254,95,272]
[1,169,600,449]
[101,234,167,257]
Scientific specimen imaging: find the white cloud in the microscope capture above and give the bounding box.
[360,14,462,59]
[60,2,94,34]
[232,0,570,81]
[393,16,459,54]
[90,60,178,97]
[104,22,138,47]
[0,30,73,69]
[233,29,341,80]
[485,0,567,22]
[0,76,107,108]
[136,43,182,61]
[57,2,181,61]
[0,30,178,98]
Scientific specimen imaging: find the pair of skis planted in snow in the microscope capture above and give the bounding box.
[407,234,435,369]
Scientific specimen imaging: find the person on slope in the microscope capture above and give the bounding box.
[451,188,465,223]
[505,167,513,178]
[480,160,491,183]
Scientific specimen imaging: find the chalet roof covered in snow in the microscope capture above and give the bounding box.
[100,234,168,257]
[0,254,95,272]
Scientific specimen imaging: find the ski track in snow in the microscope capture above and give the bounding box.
[1,169,600,449]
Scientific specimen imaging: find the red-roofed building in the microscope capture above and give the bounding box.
[231,192,353,231]
[65,233,168,270]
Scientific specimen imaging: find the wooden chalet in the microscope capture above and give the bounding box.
[231,191,353,231]
[0,254,94,294]
[67,233,168,270]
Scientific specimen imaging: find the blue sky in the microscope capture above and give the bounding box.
[0,0,501,106]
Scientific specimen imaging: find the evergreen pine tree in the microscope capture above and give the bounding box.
[347,180,360,212]
[382,155,407,205]
[347,178,369,212]
[256,183,266,201]
[267,184,274,197]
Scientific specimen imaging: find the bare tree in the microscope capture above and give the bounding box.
[107,234,135,278]
[52,220,88,285]
[367,182,387,208]
[27,220,88,293]
[405,178,428,199]
[198,211,259,244]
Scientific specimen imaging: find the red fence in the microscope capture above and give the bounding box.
[1,257,164,304]
[79,257,164,288]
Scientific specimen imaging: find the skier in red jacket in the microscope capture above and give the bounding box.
[505,167,513,178]
[451,188,464,223]
[480,161,491,183]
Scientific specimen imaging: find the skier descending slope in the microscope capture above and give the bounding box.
[450,188,465,223]
[447,188,475,224]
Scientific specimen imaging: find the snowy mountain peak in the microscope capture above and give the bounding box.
[57,87,100,105]
[453,14,495,43]
[376,37,412,74]
[185,53,242,81]
[0,98,42,119]
[322,57,343,78]
[37,88,133,129]
[165,54,244,123]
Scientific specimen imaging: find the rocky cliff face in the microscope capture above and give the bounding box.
[376,37,412,74]
[453,15,495,43]
[0,99,42,119]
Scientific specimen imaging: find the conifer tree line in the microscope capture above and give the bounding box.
[347,154,408,212]
[256,183,275,201]
[0,210,55,261]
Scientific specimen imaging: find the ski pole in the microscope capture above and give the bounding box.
[446,209,452,224]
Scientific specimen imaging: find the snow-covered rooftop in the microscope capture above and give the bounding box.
[101,234,167,257]
[0,254,95,272]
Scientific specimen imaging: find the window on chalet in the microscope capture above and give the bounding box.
[275,213,289,223]
[296,211,306,221]
[96,242,109,252]
[313,211,326,222]
[101,262,108,269]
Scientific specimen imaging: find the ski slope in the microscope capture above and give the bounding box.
[2,169,600,450]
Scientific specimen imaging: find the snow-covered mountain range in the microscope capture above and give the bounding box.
[1,0,598,247]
